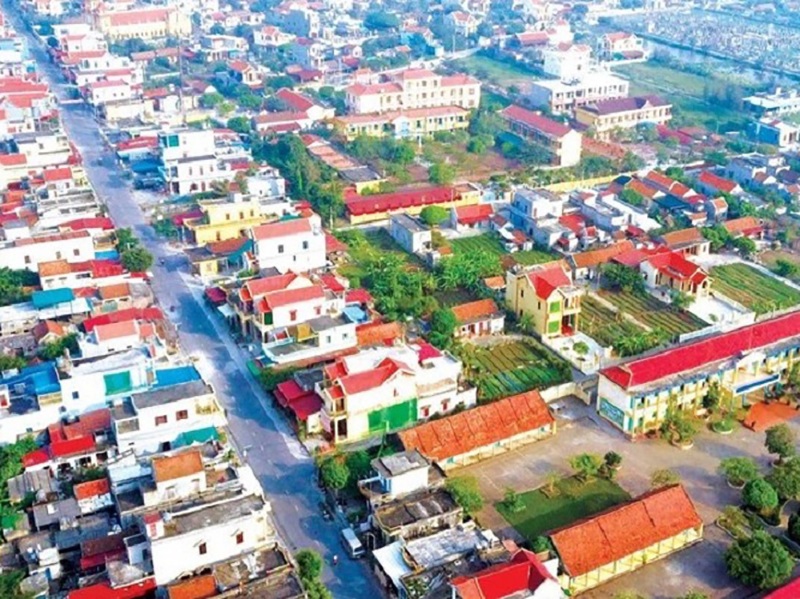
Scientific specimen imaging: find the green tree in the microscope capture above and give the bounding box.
[319,457,349,493]
[258,367,296,391]
[217,101,235,116]
[669,289,694,311]
[765,424,796,463]
[295,548,323,581]
[766,458,800,500]
[502,487,525,513]
[569,453,604,482]
[344,450,372,485]
[226,116,251,134]
[39,333,78,361]
[0,570,32,599]
[679,592,709,599]
[200,91,224,108]
[115,227,139,252]
[419,205,449,227]
[733,236,757,257]
[774,259,799,279]
[0,354,25,371]
[429,162,456,186]
[601,263,645,294]
[650,468,680,489]
[429,308,457,349]
[719,457,759,487]
[364,10,400,30]
[620,188,646,207]
[121,247,154,272]
[742,478,779,515]
[210,23,225,35]
[445,475,484,516]
[725,530,793,589]
[701,224,732,252]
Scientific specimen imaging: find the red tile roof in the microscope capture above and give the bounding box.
[43,166,73,182]
[658,228,706,249]
[501,104,573,138]
[723,216,762,236]
[61,217,115,231]
[452,550,555,599]
[258,285,325,311]
[275,87,315,112]
[602,311,800,390]
[68,578,156,599]
[325,232,348,254]
[82,307,163,333]
[570,241,634,269]
[98,282,130,300]
[451,299,501,325]
[74,477,110,500]
[94,320,139,342]
[251,217,312,240]
[356,321,402,347]
[644,250,705,282]
[398,390,553,461]
[454,203,494,225]
[483,276,505,290]
[698,171,738,194]
[243,273,299,299]
[167,575,218,599]
[107,7,171,26]
[550,485,702,578]
[152,450,203,483]
[527,265,571,300]
[346,288,372,305]
[345,186,459,216]
[337,358,413,395]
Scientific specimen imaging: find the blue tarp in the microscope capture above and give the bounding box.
[32,288,74,309]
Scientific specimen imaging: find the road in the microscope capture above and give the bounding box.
[10,10,379,597]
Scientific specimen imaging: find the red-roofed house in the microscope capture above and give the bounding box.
[452,549,563,599]
[317,343,477,443]
[275,87,334,122]
[399,390,554,469]
[68,577,156,599]
[506,263,583,338]
[23,408,114,472]
[550,485,702,594]
[345,183,482,225]
[500,105,582,167]
[451,299,505,338]
[639,249,709,298]
[598,311,800,436]
[74,477,113,514]
[695,170,743,197]
[450,203,495,231]
[722,216,764,240]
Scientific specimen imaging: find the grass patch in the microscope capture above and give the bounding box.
[336,229,423,284]
[450,234,556,269]
[711,263,800,314]
[497,476,631,542]
[453,54,538,88]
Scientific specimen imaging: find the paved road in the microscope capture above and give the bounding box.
[11,11,378,597]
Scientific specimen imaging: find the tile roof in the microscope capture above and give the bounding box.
[483,276,505,290]
[765,577,800,599]
[94,320,138,342]
[73,477,110,500]
[570,241,634,269]
[527,264,571,300]
[398,390,553,461]
[82,307,163,333]
[337,358,413,395]
[345,186,460,216]
[98,282,130,300]
[454,203,494,225]
[275,87,315,112]
[258,285,325,311]
[32,320,65,342]
[452,549,555,599]
[38,259,72,277]
[698,171,738,194]
[625,178,661,199]
[644,250,705,282]
[243,272,300,299]
[61,217,115,232]
[68,578,156,599]
[723,216,762,236]
[43,166,73,182]
[451,299,501,325]
[152,450,203,483]
[356,321,403,347]
[601,311,800,390]
[658,227,705,249]
[166,575,218,599]
[583,95,670,116]
[251,217,312,240]
[550,485,702,578]
[500,104,573,138]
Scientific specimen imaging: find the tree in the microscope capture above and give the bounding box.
[0,570,32,599]
[569,453,604,482]
[0,354,25,371]
[344,450,372,485]
[701,224,732,252]
[227,116,251,134]
[703,382,721,412]
[733,236,757,257]
[765,424,796,463]
[445,476,484,516]
[650,468,680,489]
[217,101,235,116]
[766,458,800,500]
[620,188,645,207]
[604,451,623,470]
[719,457,759,487]
[679,593,709,599]
[742,478,779,516]
[419,205,449,227]
[429,162,456,186]
[774,259,799,279]
[364,10,400,30]
[429,308,457,349]
[295,548,323,581]
[39,333,78,361]
[669,289,694,311]
[319,457,349,494]
[115,227,139,252]
[121,247,154,273]
[725,530,793,589]
[200,92,224,108]
[788,512,800,542]
[502,488,524,513]
[601,263,645,294]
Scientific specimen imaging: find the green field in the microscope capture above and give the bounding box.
[451,234,556,269]
[711,263,800,314]
[581,295,648,348]
[460,340,571,402]
[497,476,631,542]
[336,229,422,283]
[453,54,538,88]
[599,289,708,338]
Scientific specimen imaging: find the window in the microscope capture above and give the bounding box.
[235,532,244,544]
[278,244,284,254]
[302,240,309,250]
[315,306,321,316]
[73,249,80,257]
[24,255,30,264]
[176,410,188,421]
[72,391,79,400]
[56,251,62,259]
[289,310,297,321]
[421,406,430,418]
[198,543,207,555]
[155,415,168,426]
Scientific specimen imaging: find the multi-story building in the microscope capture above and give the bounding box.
[575,95,672,139]
[598,32,646,61]
[542,43,592,81]
[333,106,470,140]
[598,311,800,437]
[279,5,320,37]
[744,88,800,118]
[500,104,582,167]
[747,117,800,148]
[505,262,583,338]
[93,7,191,41]
[530,71,629,114]
[345,68,480,114]
[0,230,95,271]
[182,196,267,245]
[250,214,326,273]
[316,342,477,443]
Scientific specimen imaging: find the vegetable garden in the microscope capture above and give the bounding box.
[598,289,708,338]
[711,263,800,314]
[459,340,571,402]
[581,296,646,348]
[450,234,556,269]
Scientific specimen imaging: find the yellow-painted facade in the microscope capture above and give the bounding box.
[505,267,582,339]
[184,199,265,245]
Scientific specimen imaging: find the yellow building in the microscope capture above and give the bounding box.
[94,7,191,41]
[183,197,266,245]
[505,262,583,338]
[333,106,470,141]
[344,183,481,225]
[550,484,703,595]
[575,95,672,140]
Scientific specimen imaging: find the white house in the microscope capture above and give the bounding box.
[389,213,431,254]
[0,231,95,271]
[250,214,326,273]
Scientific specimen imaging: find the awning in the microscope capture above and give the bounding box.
[217,304,234,318]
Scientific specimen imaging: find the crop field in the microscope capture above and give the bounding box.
[461,340,571,402]
[581,295,646,348]
[451,234,556,268]
[711,263,800,314]
[599,289,708,338]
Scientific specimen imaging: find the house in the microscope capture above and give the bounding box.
[575,96,672,140]
[0,230,94,272]
[598,32,645,61]
[500,105,582,167]
[446,11,478,37]
[398,390,555,470]
[722,216,764,240]
[450,203,495,231]
[390,213,431,254]
[695,171,743,197]
[744,88,800,118]
[550,485,702,594]
[568,240,634,281]
[250,214,326,273]
[333,106,471,141]
[529,72,629,114]
[94,7,191,40]
[226,60,261,88]
[450,299,505,338]
[275,87,334,122]
[180,196,268,245]
[274,375,324,433]
[345,183,482,225]
[505,262,583,338]
[316,342,477,443]
[598,311,800,436]
[184,236,251,278]
[542,43,592,81]
[452,549,565,599]
[616,247,709,298]
[657,228,710,257]
[748,118,800,148]
[74,477,113,515]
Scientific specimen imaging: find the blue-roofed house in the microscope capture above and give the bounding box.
[31,288,91,319]
[0,361,63,443]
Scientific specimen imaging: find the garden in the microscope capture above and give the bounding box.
[450,233,556,268]
[581,295,650,349]
[598,289,708,339]
[711,263,800,315]
[458,339,572,402]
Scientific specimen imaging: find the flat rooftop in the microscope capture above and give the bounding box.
[163,493,265,538]
[374,487,459,531]
[131,379,212,409]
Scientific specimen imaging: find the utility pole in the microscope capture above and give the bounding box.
[178,38,186,127]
